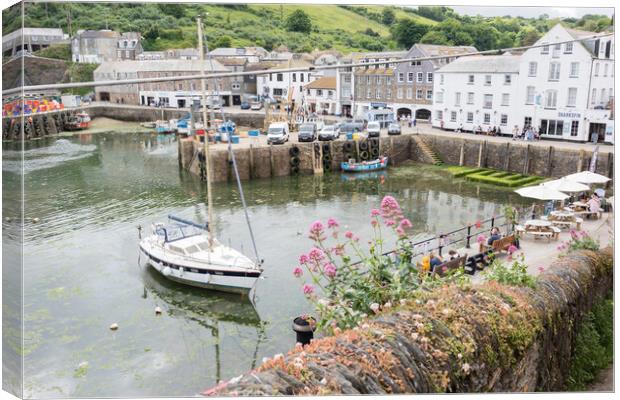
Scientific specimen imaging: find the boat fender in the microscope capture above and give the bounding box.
[179,267,184,276]
[322,143,331,153]
[291,165,300,174]
[359,150,369,160]
[322,153,332,162]
[343,142,353,152]
[371,147,380,157]
[289,146,300,157]
[359,141,369,151]
[162,267,171,276]
[323,161,332,172]
[290,156,300,166]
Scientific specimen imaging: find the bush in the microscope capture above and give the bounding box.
[567,297,613,390]
[483,254,537,289]
[34,44,71,61]
[285,9,312,33]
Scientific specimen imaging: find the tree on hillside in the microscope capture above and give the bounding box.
[390,19,430,49]
[516,27,542,46]
[382,8,396,25]
[213,35,233,48]
[467,24,500,51]
[157,4,185,19]
[415,6,455,22]
[285,9,312,33]
[419,30,450,45]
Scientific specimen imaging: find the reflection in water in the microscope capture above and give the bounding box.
[3,131,532,398]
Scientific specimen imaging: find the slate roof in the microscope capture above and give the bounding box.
[436,55,521,74]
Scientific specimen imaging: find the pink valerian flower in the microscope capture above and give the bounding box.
[303,284,315,295]
[475,220,482,229]
[344,231,354,239]
[331,244,345,256]
[385,219,396,227]
[299,254,310,265]
[308,247,325,262]
[380,195,403,220]
[507,245,518,254]
[399,218,413,230]
[477,234,486,244]
[293,267,303,277]
[371,209,381,217]
[538,266,545,273]
[371,219,378,227]
[323,263,337,277]
[570,229,578,240]
[396,227,406,237]
[327,218,339,229]
[309,221,325,241]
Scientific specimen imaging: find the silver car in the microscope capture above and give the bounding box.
[388,122,401,135]
[318,125,340,141]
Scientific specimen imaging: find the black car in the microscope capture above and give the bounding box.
[297,123,317,142]
[240,101,250,110]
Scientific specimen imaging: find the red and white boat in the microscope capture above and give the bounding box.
[65,112,91,130]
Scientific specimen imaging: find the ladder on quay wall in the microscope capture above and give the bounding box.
[413,136,443,166]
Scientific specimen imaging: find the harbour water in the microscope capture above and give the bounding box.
[3,131,531,397]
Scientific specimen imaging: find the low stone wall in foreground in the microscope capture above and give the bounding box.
[206,248,612,395]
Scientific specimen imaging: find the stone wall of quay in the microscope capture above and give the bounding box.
[207,248,612,395]
[419,134,614,179]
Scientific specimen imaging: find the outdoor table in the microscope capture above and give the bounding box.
[525,219,552,228]
[571,202,588,211]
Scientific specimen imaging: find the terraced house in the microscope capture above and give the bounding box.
[393,44,477,121]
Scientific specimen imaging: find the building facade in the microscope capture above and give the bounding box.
[393,44,476,120]
[432,55,520,133]
[256,57,317,104]
[2,28,67,57]
[304,76,337,115]
[72,30,142,63]
[335,55,353,117]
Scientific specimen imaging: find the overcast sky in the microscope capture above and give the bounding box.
[448,6,614,19]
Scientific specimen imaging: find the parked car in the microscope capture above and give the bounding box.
[387,122,401,135]
[346,118,366,132]
[340,122,362,134]
[240,101,251,110]
[250,101,263,110]
[318,125,340,141]
[367,121,381,138]
[267,122,290,144]
[298,123,317,142]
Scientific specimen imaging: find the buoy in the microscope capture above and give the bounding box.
[5,217,11,222]
[155,306,162,315]
[32,217,40,223]
[109,323,119,331]
[162,267,171,276]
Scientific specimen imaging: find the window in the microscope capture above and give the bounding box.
[528,62,537,77]
[386,88,391,99]
[466,112,473,123]
[569,62,579,78]
[552,43,561,57]
[273,88,283,96]
[440,74,445,84]
[541,119,563,136]
[484,75,492,85]
[406,87,413,99]
[367,88,372,98]
[483,94,493,109]
[600,89,606,104]
[567,88,577,107]
[467,92,474,104]
[277,73,283,81]
[426,90,433,100]
[564,42,573,54]
[232,83,241,90]
[398,72,404,82]
[292,73,296,82]
[386,76,392,84]
[436,110,443,120]
[269,73,273,82]
[455,92,461,106]
[427,72,433,83]
[417,72,423,82]
[500,114,508,125]
[541,44,549,54]
[504,75,511,85]
[397,88,403,99]
[416,89,423,99]
[483,113,491,124]
[376,76,382,85]
[594,63,599,76]
[468,75,474,84]
[317,89,323,96]
[436,91,443,103]
[501,93,509,106]
[591,88,597,105]
[407,72,414,82]
[604,64,608,77]
[450,111,457,122]
[376,88,381,99]
[548,62,560,81]
[300,74,304,82]
[544,89,557,109]
[570,121,579,136]
[367,76,371,84]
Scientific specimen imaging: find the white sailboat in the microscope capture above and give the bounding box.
[139,16,262,294]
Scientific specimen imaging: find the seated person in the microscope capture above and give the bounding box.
[588,195,601,214]
[429,252,443,272]
[448,249,460,260]
[487,227,502,246]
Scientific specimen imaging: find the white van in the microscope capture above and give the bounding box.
[267,122,290,145]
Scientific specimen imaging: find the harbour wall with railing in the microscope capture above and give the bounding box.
[204,247,613,395]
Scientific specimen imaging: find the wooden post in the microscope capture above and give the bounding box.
[249,144,255,180]
[390,137,395,166]
[459,141,465,166]
[607,152,613,179]
[546,146,554,177]
[503,142,510,171]
[577,149,585,172]
[523,144,531,175]
[477,141,483,168]
[269,144,274,177]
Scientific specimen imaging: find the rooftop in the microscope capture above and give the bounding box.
[3,27,65,42]
[94,59,228,75]
[416,43,478,58]
[304,76,336,89]
[436,55,521,74]
[75,29,121,39]
[208,47,267,57]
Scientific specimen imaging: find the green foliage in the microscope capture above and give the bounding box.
[61,62,98,96]
[213,35,233,48]
[567,298,613,390]
[34,44,71,61]
[415,6,456,22]
[285,9,312,33]
[420,31,450,45]
[381,8,396,25]
[390,19,430,48]
[157,3,185,19]
[483,255,537,289]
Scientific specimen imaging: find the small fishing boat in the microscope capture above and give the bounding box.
[139,215,263,294]
[65,112,91,130]
[341,156,388,172]
[155,119,177,134]
[140,121,157,129]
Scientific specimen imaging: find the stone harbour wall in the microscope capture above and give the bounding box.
[206,248,612,395]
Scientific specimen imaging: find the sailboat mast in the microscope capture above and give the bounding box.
[197,15,214,245]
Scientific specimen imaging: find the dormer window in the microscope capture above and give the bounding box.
[541,44,549,54]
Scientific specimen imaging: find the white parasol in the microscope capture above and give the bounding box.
[564,171,611,184]
[542,178,590,193]
[515,185,570,200]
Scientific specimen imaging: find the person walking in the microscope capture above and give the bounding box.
[413,117,417,127]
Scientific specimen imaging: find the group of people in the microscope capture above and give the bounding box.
[453,124,501,136]
[399,114,417,128]
[512,125,541,141]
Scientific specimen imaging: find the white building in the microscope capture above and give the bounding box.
[432,55,520,133]
[304,76,337,115]
[256,57,317,104]
[433,24,614,143]
[515,24,614,143]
